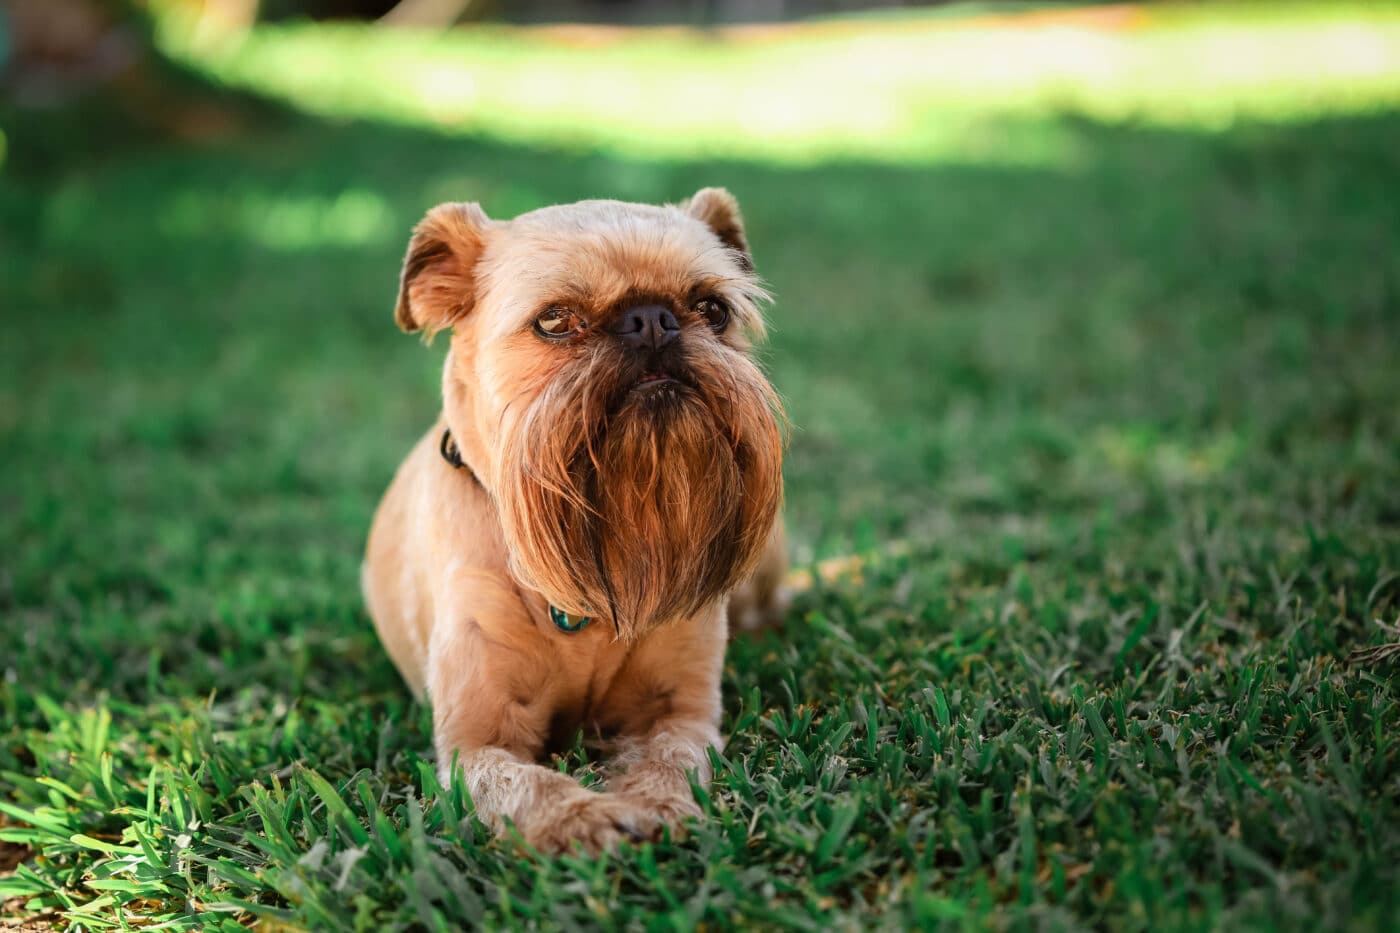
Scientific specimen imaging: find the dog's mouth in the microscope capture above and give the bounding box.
[620,370,689,414]
[606,356,692,414]
[635,370,678,389]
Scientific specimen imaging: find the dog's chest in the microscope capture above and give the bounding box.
[537,629,634,752]
[539,633,681,756]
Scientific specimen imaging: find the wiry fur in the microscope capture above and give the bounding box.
[363,189,788,854]
[494,330,783,638]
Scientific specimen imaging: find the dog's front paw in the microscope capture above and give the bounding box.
[633,792,702,832]
[517,791,661,855]
[609,768,704,836]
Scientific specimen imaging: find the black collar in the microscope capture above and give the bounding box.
[440,427,591,632]
[440,428,478,484]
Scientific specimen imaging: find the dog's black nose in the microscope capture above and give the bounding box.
[607,304,680,351]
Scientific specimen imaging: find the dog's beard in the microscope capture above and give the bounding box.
[492,343,784,639]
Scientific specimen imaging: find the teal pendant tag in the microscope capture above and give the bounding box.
[549,605,591,632]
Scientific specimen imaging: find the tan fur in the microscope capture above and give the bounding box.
[363,190,786,854]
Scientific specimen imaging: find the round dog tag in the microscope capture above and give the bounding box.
[549,605,591,632]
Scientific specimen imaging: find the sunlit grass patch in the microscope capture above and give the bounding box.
[155,1,1400,164]
[159,188,395,250]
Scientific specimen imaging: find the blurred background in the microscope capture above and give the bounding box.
[4,3,1400,926]
[3,0,1399,633]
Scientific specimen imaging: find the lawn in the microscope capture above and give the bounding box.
[3,3,1400,930]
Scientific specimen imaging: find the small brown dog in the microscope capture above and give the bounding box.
[363,190,787,853]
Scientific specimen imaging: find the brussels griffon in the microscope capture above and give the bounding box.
[363,190,787,854]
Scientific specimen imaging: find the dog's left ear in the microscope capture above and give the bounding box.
[685,187,752,271]
[395,201,493,336]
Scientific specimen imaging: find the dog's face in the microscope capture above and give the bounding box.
[394,190,784,638]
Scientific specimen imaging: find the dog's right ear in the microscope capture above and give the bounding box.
[395,202,492,336]
[685,187,751,271]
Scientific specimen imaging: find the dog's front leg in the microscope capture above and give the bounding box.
[430,617,660,855]
[602,609,727,833]
[450,746,661,854]
[606,720,719,829]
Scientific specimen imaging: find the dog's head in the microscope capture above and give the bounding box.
[393,190,784,639]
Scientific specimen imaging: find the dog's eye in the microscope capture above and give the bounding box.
[695,297,730,331]
[533,307,586,339]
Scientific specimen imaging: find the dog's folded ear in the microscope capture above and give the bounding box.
[395,202,493,336]
[685,187,752,271]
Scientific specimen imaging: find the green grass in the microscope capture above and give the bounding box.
[4,6,1400,931]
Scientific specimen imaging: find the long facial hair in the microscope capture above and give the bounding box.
[491,337,784,640]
